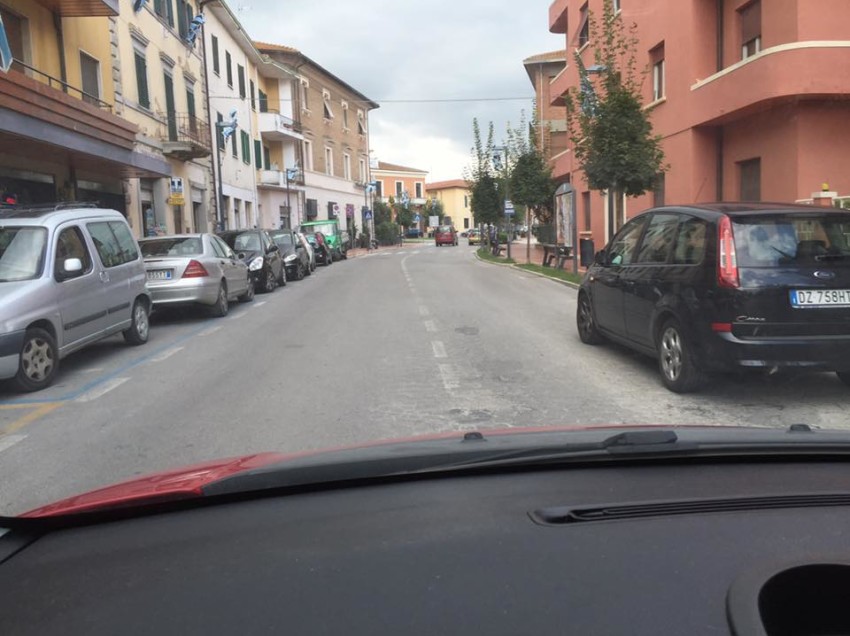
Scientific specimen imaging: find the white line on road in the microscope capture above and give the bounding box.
[79,367,104,374]
[76,377,130,403]
[419,305,430,317]
[253,301,267,307]
[149,346,184,363]
[438,364,460,391]
[198,325,222,337]
[424,320,437,333]
[431,341,448,359]
[0,434,26,454]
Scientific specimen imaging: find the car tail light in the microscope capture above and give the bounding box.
[711,322,733,332]
[717,215,739,288]
[182,259,209,278]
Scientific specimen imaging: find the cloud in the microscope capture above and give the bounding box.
[237,0,562,180]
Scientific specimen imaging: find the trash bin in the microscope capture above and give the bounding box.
[580,238,595,268]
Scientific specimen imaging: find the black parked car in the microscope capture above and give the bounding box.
[268,229,310,280]
[577,203,850,393]
[217,229,285,293]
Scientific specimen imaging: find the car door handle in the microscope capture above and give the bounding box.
[99,271,109,283]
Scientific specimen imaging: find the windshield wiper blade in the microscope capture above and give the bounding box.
[815,253,850,261]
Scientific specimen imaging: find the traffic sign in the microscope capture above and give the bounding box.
[505,200,515,216]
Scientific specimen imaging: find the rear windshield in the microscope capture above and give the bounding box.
[220,232,261,252]
[733,214,850,267]
[0,226,47,281]
[437,226,453,232]
[271,233,293,246]
[139,237,202,257]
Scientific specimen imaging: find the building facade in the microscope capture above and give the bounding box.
[522,50,568,163]
[548,0,850,252]
[425,179,471,230]
[372,161,428,205]
[0,0,170,223]
[256,42,377,236]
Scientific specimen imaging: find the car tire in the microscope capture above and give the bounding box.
[657,318,705,394]
[13,327,59,392]
[210,282,229,317]
[263,268,276,293]
[576,293,604,345]
[123,299,150,346]
[296,262,305,280]
[238,278,255,302]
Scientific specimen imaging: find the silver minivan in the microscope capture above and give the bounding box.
[0,205,151,392]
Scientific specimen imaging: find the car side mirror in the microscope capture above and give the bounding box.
[61,257,84,279]
[237,252,246,260]
[594,250,608,266]
[268,244,279,253]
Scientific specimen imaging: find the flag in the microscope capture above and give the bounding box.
[186,13,206,47]
[133,0,147,12]
[0,14,13,73]
[221,108,238,141]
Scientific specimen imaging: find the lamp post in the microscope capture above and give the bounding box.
[284,167,297,229]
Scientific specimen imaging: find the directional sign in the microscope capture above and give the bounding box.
[504,200,516,216]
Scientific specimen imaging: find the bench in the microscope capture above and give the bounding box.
[541,244,571,269]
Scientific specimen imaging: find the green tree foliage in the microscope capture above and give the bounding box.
[464,118,502,226]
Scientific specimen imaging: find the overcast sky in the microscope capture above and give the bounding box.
[238,0,562,182]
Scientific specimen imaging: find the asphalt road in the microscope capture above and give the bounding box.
[2,243,849,514]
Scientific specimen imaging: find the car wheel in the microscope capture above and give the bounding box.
[576,293,604,345]
[210,281,229,317]
[238,278,255,302]
[13,328,59,392]
[657,318,704,393]
[263,268,276,292]
[296,262,305,280]
[123,299,150,346]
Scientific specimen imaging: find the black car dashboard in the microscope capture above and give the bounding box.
[2,459,850,635]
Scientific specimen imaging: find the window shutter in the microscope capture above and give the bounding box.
[740,0,761,44]
[254,140,262,169]
[177,0,188,38]
[134,52,149,108]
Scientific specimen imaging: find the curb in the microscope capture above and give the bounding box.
[474,249,581,290]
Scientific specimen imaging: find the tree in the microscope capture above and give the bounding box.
[565,0,665,233]
[423,198,445,223]
[464,118,502,226]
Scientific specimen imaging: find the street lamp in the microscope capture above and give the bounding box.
[284,167,297,229]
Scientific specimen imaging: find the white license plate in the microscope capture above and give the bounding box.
[790,289,850,307]
[147,269,172,281]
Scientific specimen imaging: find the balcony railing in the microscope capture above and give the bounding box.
[14,60,111,110]
[258,169,305,188]
[258,109,303,137]
[161,112,211,160]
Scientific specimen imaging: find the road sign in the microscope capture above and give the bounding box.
[364,210,372,220]
[429,215,439,228]
[414,214,421,223]
[505,200,515,216]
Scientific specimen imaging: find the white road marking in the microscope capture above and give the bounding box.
[79,367,104,374]
[419,306,430,317]
[0,434,26,454]
[424,320,437,333]
[253,301,267,307]
[76,377,130,403]
[438,364,460,391]
[431,341,448,359]
[149,346,184,363]
[198,325,222,337]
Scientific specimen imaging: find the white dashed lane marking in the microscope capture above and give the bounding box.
[0,434,26,454]
[424,320,437,333]
[149,346,184,363]
[76,377,130,403]
[431,341,448,359]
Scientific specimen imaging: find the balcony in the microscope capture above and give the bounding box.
[257,169,304,189]
[549,0,569,33]
[161,113,211,161]
[258,111,304,141]
[689,43,850,127]
[34,0,118,16]
[549,64,572,107]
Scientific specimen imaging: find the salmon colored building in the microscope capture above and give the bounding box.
[548,0,850,256]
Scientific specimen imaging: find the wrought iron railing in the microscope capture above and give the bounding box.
[161,112,211,149]
[13,59,112,111]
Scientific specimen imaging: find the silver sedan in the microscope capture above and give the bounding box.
[138,234,254,317]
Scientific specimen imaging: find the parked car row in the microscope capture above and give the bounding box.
[0,204,343,393]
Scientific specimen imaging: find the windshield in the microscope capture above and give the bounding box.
[4,0,850,521]
[0,226,47,282]
[139,237,203,257]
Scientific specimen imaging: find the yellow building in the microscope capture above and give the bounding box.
[425,179,472,232]
[0,0,169,214]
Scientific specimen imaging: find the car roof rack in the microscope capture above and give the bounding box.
[0,201,101,219]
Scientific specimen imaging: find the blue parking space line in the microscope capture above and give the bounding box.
[0,318,220,406]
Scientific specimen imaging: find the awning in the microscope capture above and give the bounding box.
[33,0,119,17]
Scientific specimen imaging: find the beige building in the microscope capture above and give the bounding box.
[114,0,213,237]
[256,42,378,236]
[425,179,472,231]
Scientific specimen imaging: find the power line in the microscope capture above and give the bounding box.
[209,95,534,103]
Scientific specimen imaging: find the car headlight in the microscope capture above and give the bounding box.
[248,256,264,271]
[284,253,298,262]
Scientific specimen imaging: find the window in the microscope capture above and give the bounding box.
[607,216,647,266]
[322,90,334,120]
[304,140,313,170]
[250,80,256,110]
[306,198,318,218]
[186,85,197,133]
[325,147,334,176]
[231,127,238,158]
[636,214,679,264]
[216,111,224,150]
[673,217,708,265]
[359,158,366,182]
[464,195,469,208]
[211,36,220,75]
[254,140,262,169]
[54,227,92,279]
[582,191,591,230]
[463,218,470,230]
[357,109,366,134]
[650,43,665,101]
[343,153,351,180]
[258,89,268,112]
[263,146,270,170]
[87,222,139,268]
[415,183,423,199]
[237,65,246,98]
[177,0,190,39]
[578,3,590,47]
[79,52,100,105]
[653,173,665,207]
[739,158,761,202]
[300,79,310,110]
[395,181,403,197]
[0,7,25,74]
[134,50,150,109]
[241,131,251,165]
[342,101,349,129]
[375,181,383,197]
[225,51,232,87]
[740,0,761,60]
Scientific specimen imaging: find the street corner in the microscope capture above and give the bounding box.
[0,403,62,437]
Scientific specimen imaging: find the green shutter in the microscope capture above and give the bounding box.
[134,52,149,108]
[165,0,175,27]
[249,80,255,110]
[254,140,262,169]
[177,0,188,38]
[258,89,267,113]
[186,89,196,119]
[238,66,246,98]
[263,146,270,170]
[216,112,223,150]
[241,131,250,165]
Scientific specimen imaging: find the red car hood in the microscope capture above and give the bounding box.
[20,425,684,518]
